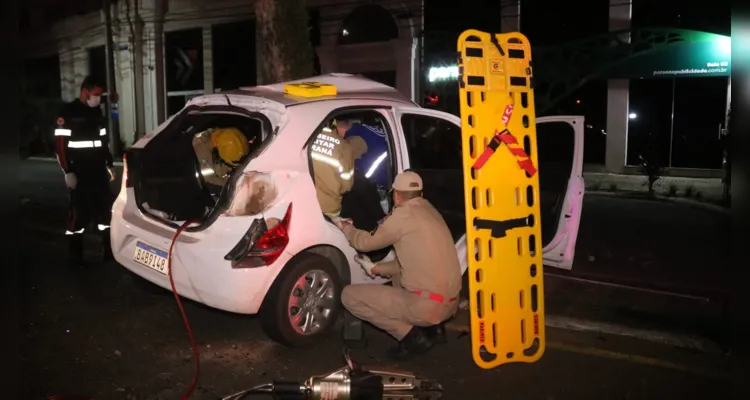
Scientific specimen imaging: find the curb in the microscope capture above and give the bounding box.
[584,190,729,215]
[25,156,124,167]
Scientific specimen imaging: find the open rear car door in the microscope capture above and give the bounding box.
[535,116,585,270]
[392,108,585,272]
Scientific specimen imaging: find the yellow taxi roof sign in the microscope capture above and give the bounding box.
[283,81,338,98]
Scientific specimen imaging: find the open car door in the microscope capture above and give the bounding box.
[391,108,586,272]
[535,116,585,270]
[390,107,467,243]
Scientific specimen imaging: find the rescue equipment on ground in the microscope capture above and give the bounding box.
[457,29,546,369]
[220,349,443,399]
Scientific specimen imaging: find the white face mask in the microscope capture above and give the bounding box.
[87,95,101,108]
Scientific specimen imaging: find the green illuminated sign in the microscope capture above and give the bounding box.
[607,31,731,79]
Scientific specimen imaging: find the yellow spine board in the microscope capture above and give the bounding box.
[457,30,545,369]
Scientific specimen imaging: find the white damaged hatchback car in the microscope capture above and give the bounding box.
[111,73,585,347]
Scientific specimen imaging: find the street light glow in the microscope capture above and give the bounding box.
[629,113,637,119]
[428,65,459,82]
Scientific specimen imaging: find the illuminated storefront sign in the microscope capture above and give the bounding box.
[428,65,459,82]
[613,33,731,78]
[427,32,731,82]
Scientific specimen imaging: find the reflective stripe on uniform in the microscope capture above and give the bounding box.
[365,152,388,179]
[412,290,457,304]
[55,129,72,136]
[100,128,107,136]
[311,152,353,180]
[68,140,103,148]
[311,151,342,169]
[97,224,110,231]
[65,228,85,235]
[340,170,353,180]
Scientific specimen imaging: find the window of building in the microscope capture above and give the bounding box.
[165,28,205,93]
[88,46,107,92]
[670,77,727,169]
[627,78,673,167]
[212,20,256,91]
[338,5,399,45]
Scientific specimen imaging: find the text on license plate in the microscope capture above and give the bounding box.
[133,241,169,274]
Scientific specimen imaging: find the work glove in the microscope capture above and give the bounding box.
[354,254,377,277]
[108,167,115,182]
[64,173,77,190]
[381,249,396,262]
[331,216,353,231]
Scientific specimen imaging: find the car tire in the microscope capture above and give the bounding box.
[260,253,343,348]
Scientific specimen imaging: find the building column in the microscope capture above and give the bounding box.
[59,42,76,102]
[59,45,90,101]
[393,38,417,100]
[605,0,632,173]
[202,25,214,93]
[500,0,521,33]
[143,26,158,132]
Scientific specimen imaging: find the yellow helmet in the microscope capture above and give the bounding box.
[211,127,249,166]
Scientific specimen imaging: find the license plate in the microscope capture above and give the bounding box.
[133,241,169,275]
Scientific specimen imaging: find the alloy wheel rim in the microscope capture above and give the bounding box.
[287,269,336,335]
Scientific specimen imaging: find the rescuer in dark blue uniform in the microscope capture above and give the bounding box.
[340,120,390,191]
[55,76,115,268]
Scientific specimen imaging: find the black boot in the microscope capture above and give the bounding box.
[388,327,435,360]
[68,235,85,269]
[343,310,368,349]
[425,323,447,344]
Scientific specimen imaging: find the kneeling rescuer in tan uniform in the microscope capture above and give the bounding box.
[336,171,462,359]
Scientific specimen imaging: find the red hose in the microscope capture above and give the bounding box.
[168,220,202,400]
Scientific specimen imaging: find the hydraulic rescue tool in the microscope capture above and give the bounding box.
[220,349,443,400]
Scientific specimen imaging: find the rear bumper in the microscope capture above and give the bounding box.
[111,196,284,315]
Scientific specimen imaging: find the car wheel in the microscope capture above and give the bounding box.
[260,253,343,348]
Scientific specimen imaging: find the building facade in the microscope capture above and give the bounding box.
[424,0,730,176]
[21,0,423,148]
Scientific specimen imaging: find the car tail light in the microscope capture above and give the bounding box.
[224,203,292,268]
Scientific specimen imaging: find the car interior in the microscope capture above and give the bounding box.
[535,121,575,247]
[400,113,466,240]
[131,111,265,223]
[308,109,396,261]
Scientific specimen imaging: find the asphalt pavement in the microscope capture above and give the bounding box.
[20,159,736,399]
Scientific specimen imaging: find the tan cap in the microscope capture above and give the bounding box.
[392,171,423,191]
[346,136,368,160]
